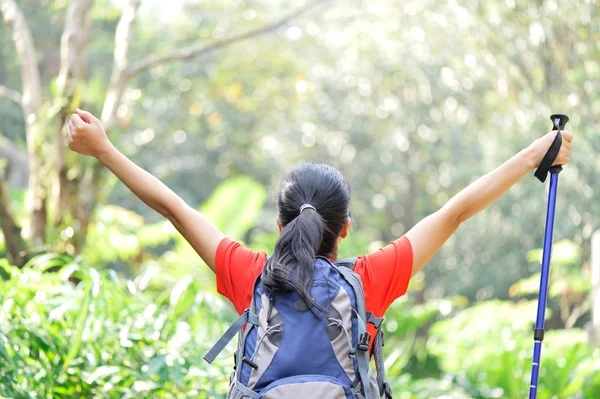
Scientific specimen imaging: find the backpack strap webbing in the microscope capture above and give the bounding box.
[203,309,258,364]
[334,257,358,270]
[334,263,372,399]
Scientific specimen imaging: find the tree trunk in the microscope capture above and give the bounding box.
[53,0,95,228]
[1,0,46,246]
[0,175,26,266]
[64,0,142,253]
[72,164,104,253]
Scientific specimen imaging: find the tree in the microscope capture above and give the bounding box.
[0,0,330,260]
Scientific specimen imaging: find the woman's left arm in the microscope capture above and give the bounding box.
[406,130,573,276]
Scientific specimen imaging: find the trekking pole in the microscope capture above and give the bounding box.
[529,113,569,399]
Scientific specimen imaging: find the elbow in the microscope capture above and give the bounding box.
[455,210,468,225]
[440,206,463,229]
[150,200,176,222]
[160,207,175,221]
[161,199,190,227]
[153,195,186,223]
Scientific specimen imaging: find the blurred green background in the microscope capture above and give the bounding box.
[1,0,599,398]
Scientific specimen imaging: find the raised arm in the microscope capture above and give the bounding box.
[67,109,224,271]
[405,129,573,276]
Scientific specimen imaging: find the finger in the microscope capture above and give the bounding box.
[562,139,571,152]
[561,130,573,143]
[75,108,96,124]
[70,113,85,128]
[553,149,570,165]
[553,156,568,166]
[67,122,74,144]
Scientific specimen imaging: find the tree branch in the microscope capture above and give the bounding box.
[101,0,142,130]
[57,0,95,94]
[0,0,42,118]
[0,84,23,105]
[126,0,331,77]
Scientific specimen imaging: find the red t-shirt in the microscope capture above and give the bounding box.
[215,236,413,343]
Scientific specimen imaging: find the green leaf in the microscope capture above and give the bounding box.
[86,366,121,383]
[62,281,93,370]
[199,176,266,242]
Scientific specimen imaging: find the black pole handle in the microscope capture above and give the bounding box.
[534,113,569,183]
[551,114,569,131]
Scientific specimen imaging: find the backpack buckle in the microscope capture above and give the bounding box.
[358,332,371,352]
[366,312,384,330]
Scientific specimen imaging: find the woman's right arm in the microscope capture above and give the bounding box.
[67,109,224,271]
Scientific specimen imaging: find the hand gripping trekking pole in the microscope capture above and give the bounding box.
[529,113,569,399]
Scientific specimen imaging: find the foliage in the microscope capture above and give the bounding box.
[1,0,599,305]
[512,240,589,299]
[1,176,599,397]
[0,175,269,398]
[427,301,600,398]
[510,240,592,328]
[1,0,600,398]
[0,255,233,398]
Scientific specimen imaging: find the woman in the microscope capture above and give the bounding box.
[67,108,572,395]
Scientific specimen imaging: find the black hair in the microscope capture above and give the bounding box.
[261,163,351,309]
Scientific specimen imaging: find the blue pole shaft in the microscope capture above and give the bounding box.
[529,172,559,399]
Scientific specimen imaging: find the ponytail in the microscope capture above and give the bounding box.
[261,163,351,311]
[262,206,325,308]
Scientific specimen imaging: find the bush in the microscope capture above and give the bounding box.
[0,255,233,398]
[427,300,600,398]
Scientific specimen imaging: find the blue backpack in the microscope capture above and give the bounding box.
[204,257,392,399]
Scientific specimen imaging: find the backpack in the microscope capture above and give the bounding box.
[204,256,392,399]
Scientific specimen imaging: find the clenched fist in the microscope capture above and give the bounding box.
[529,129,573,168]
[67,109,112,158]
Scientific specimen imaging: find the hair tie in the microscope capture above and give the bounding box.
[299,204,316,213]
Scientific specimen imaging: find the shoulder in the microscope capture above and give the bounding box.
[216,237,268,267]
[351,236,413,316]
[353,236,413,271]
[215,237,268,314]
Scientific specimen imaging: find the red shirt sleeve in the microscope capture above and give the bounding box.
[354,236,413,318]
[215,235,412,319]
[215,237,267,315]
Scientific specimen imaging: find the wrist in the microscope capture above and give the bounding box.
[522,145,539,171]
[95,142,117,163]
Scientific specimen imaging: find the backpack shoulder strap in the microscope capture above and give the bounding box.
[330,259,372,399]
[233,272,262,381]
[334,256,392,398]
[333,257,358,270]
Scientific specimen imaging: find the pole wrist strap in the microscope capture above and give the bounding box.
[534,130,562,183]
